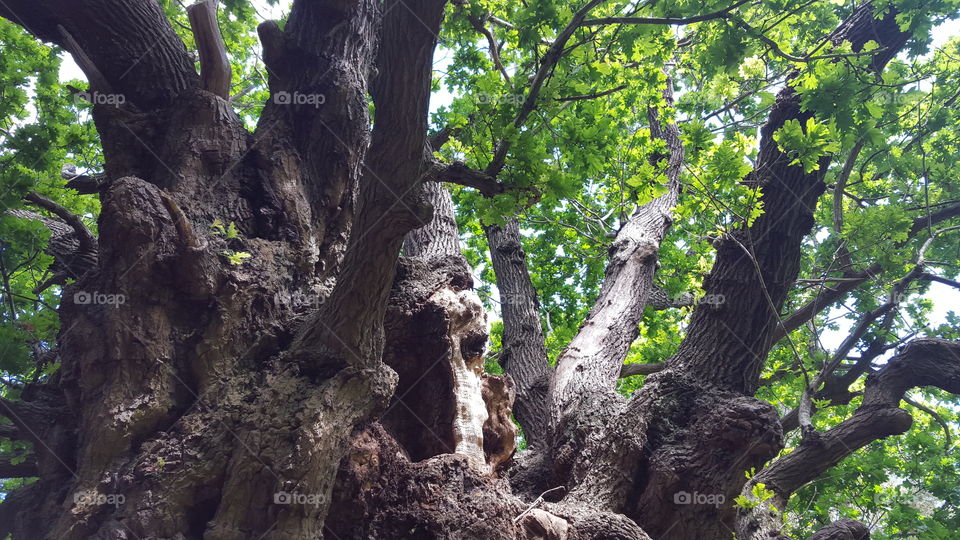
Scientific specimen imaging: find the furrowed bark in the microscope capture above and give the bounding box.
[2,0,955,538]
[1,0,451,537]
[549,82,683,481]
[562,7,912,539]
[0,0,198,109]
[485,220,552,451]
[671,4,910,394]
[405,181,463,258]
[288,0,446,374]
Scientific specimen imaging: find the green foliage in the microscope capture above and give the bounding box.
[773,117,841,172]
[210,219,241,240]
[221,250,251,266]
[734,481,777,510]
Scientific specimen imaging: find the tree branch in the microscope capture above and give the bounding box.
[761,338,960,496]
[739,338,960,538]
[776,202,960,342]
[580,0,751,27]
[24,191,96,254]
[672,4,911,393]
[426,160,509,197]
[548,77,683,466]
[289,0,447,374]
[485,219,552,449]
[484,0,606,177]
[0,0,198,109]
[618,362,665,378]
[187,0,232,99]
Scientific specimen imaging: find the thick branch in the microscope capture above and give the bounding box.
[484,0,606,177]
[427,160,508,197]
[758,339,960,497]
[0,0,198,109]
[807,519,871,540]
[548,80,683,468]
[672,4,910,394]
[289,0,447,374]
[739,339,960,539]
[485,219,552,449]
[187,0,232,99]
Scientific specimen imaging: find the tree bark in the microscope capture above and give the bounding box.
[0,1,955,539]
[486,219,552,451]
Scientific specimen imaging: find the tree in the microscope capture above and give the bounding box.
[0,0,958,538]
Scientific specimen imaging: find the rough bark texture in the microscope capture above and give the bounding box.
[1,1,956,540]
[486,219,552,450]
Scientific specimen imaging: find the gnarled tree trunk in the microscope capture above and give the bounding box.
[0,2,956,540]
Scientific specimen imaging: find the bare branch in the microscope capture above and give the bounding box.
[469,16,510,83]
[23,192,96,254]
[619,362,665,378]
[427,160,510,197]
[188,0,232,99]
[919,272,960,290]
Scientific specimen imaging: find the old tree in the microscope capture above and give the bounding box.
[0,0,959,537]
